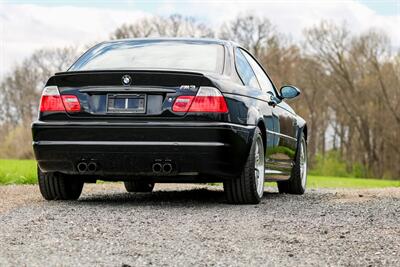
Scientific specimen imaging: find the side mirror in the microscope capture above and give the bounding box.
[280,85,301,100]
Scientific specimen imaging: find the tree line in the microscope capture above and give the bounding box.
[0,14,399,179]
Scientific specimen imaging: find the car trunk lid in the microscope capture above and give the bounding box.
[46,70,215,119]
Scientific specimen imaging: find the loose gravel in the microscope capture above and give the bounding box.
[0,184,399,266]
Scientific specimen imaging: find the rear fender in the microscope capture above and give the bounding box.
[247,105,261,126]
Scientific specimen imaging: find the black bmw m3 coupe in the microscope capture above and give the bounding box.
[32,38,307,204]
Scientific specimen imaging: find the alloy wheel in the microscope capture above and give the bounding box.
[300,138,307,189]
[254,136,265,197]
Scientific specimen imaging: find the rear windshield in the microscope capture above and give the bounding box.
[69,41,224,73]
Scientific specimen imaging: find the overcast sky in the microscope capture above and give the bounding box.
[0,0,399,79]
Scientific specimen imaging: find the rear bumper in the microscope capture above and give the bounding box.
[32,121,255,180]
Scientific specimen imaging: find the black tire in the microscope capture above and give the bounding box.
[223,128,264,204]
[124,181,154,193]
[277,134,307,195]
[38,166,84,200]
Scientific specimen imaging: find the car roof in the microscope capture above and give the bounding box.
[103,37,237,47]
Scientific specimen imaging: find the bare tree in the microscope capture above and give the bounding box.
[110,14,214,39]
[219,14,277,58]
[304,21,400,177]
[111,18,156,39]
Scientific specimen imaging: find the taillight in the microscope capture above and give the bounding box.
[172,87,228,113]
[61,95,81,112]
[172,95,195,112]
[39,86,81,112]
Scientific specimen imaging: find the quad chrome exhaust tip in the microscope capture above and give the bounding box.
[77,161,98,173]
[162,163,173,174]
[77,162,88,173]
[152,161,174,174]
[152,162,163,173]
[87,162,97,172]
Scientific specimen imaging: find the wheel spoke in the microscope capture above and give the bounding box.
[254,137,264,198]
[300,138,307,188]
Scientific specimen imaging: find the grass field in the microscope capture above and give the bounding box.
[0,159,37,184]
[304,175,400,188]
[1,159,399,188]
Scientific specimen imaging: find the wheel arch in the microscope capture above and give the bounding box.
[293,123,307,164]
[256,119,267,152]
[295,115,307,142]
[302,124,308,142]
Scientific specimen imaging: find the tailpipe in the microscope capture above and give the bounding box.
[162,163,173,174]
[152,162,163,173]
[77,162,88,173]
[87,162,97,172]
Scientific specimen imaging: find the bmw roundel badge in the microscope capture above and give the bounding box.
[121,75,132,86]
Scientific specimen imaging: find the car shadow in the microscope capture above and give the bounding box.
[77,188,281,206]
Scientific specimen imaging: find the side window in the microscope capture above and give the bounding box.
[235,48,260,89]
[241,49,275,94]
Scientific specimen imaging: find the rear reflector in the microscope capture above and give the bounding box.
[172,87,228,113]
[39,86,81,112]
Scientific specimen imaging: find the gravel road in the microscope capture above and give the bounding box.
[0,183,399,266]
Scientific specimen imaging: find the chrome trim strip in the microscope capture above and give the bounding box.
[32,121,256,129]
[266,130,297,141]
[33,141,227,147]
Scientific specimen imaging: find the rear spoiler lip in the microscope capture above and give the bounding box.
[49,69,219,89]
[54,69,212,77]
